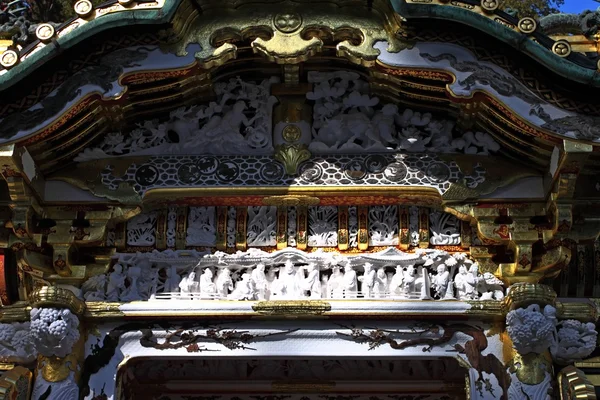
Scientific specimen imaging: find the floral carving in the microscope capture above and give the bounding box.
[552,320,598,364]
[429,210,460,245]
[186,207,217,247]
[127,212,157,247]
[308,206,338,247]
[247,207,277,246]
[368,206,398,246]
[0,322,36,363]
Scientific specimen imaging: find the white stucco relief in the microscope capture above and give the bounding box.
[375,41,600,142]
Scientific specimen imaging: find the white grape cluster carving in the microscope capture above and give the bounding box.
[75,77,278,161]
[0,322,36,362]
[506,304,557,355]
[307,71,500,155]
[30,308,80,358]
[553,320,598,363]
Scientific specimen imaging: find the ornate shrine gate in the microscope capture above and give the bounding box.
[0,0,600,399]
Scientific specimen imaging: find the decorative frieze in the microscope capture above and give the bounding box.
[308,206,338,247]
[126,212,156,247]
[186,207,216,247]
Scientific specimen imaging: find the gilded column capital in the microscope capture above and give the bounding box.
[557,365,597,400]
[556,301,598,323]
[503,283,557,312]
[29,286,86,316]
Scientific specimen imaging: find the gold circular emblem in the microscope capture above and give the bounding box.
[518,17,536,34]
[552,41,571,58]
[282,124,302,142]
[35,24,55,42]
[481,0,498,12]
[273,13,302,33]
[0,50,18,69]
[74,0,93,17]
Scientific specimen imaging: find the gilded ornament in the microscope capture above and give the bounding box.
[557,301,598,323]
[480,0,498,12]
[558,365,597,400]
[274,144,311,176]
[35,24,55,42]
[252,300,331,315]
[552,41,572,57]
[282,124,302,142]
[28,286,86,316]
[74,0,93,17]
[507,352,553,386]
[518,18,536,34]
[0,366,31,400]
[502,283,557,312]
[38,353,78,382]
[273,13,302,33]
[0,50,18,69]
[262,196,320,207]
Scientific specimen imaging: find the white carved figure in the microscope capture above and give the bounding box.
[274,260,300,299]
[506,304,558,355]
[81,274,107,301]
[251,263,268,300]
[343,262,358,298]
[306,71,500,155]
[30,307,80,358]
[302,263,322,299]
[121,265,142,302]
[477,272,505,300]
[401,265,417,298]
[163,265,181,293]
[409,206,420,247]
[373,268,388,298]
[179,271,200,299]
[166,206,177,248]
[228,273,255,300]
[320,274,329,299]
[359,262,377,298]
[216,268,234,298]
[455,265,475,300]
[106,264,126,301]
[389,266,404,297]
[0,322,36,363]
[75,77,278,161]
[200,268,217,298]
[431,264,450,299]
[553,320,598,363]
[417,266,433,300]
[265,266,279,299]
[327,265,344,299]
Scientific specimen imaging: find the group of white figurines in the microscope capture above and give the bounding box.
[170,259,504,301]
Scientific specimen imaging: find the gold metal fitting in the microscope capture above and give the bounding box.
[252,300,331,316]
[556,301,598,323]
[503,283,557,312]
[35,24,55,42]
[29,286,86,316]
[74,0,94,17]
[0,366,32,399]
[0,50,18,69]
[480,0,499,13]
[558,366,597,400]
[518,18,536,34]
[552,40,572,58]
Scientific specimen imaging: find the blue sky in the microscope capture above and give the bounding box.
[561,0,598,13]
